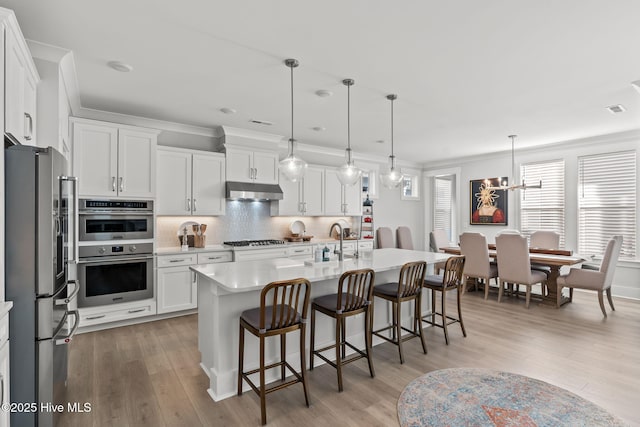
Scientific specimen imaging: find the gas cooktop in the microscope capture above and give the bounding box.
[223,239,286,247]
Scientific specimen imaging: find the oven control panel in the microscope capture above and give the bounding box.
[79,242,153,258]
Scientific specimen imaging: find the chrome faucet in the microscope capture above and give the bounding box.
[329,223,344,261]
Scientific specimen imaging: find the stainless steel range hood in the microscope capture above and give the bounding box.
[226,181,284,201]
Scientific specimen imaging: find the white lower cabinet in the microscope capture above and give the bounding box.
[156,251,232,314]
[79,300,156,328]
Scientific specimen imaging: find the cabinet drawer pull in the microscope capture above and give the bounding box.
[128,308,146,314]
[86,314,106,320]
[169,259,186,263]
[293,249,305,253]
[208,256,222,260]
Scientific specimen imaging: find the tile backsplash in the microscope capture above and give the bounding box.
[156,200,356,247]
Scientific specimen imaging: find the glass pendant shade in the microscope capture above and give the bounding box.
[279,139,307,182]
[280,58,307,182]
[337,79,361,186]
[381,94,404,189]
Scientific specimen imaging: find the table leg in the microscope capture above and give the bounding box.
[540,266,570,307]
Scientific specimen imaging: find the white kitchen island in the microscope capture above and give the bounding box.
[191,248,450,401]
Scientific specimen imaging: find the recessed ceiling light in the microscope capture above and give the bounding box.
[107,61,133,72]
[311,126,326,132]
[315,90,333,98]
[606,104,626,114]
[220,107,237,114]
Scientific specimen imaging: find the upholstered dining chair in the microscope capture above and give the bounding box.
[238,278,311,425]
[530,230,560,249]
[429,229,450,274]
[396,226,414,250]
[376,227,394,248]
[557,235,622,317]
[495,233,547,308]
[459,232,499,299]
[372,261,427,364]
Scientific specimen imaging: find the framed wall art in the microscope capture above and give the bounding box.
[470,178,508,225]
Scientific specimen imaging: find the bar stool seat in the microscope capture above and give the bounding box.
[421,256,466,345]
[310,268,376,392]
[372,261,427,364]
[238,278,311,425]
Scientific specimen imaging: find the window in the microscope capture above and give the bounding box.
[434,176,453,240]
[401,168,420,200]
[578,150,636,260]
[520,160,565,247]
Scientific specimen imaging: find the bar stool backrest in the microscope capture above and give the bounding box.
[337,269,375,313]
[442,256,466,287]
[397,261,427,298]
[260,278,311,332]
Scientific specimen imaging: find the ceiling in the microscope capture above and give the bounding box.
[3,0,640,164]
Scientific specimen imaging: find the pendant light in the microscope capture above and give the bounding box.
[380,94,404,189]
[336,78,362,186]
[485,135,542,191]
[279,58,308,182]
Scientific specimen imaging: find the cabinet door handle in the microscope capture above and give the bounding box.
[112,177,117,192]
[192,271,197,283]
[86,314,106,320]
[128,308,146,314]
[187,198,191,212]
[1,373,4,405]
[24,112,33,140]
[193,198,197,212]
[119,177,124,192]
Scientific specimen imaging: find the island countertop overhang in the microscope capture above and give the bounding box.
[190,248,451,293]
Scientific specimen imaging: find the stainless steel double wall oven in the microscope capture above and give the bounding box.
[77,199,154,307]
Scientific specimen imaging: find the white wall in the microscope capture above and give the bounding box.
[424,130,640,299]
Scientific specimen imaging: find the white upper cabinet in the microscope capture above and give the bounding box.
[324,168,362,216]
[2,10,39,145]
[72,118,159,198]
[156,147,225,216]
[226,146,278,184]
[277,165,324,216]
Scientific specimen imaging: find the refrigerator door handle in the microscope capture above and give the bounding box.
[55,310,80,345]
[60,175,79,264]
[55,280,78,306]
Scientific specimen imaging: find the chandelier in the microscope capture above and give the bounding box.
[485,135,542,191]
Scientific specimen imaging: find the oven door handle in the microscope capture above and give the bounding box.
[77,254,155,264]
[78,211,153,216]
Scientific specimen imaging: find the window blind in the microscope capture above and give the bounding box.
[520,160,565,247]
[434,176,453,240]
[578,150,636,259]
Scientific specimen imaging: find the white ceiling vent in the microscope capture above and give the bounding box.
[606,104,626,114]
[249,119,273,126]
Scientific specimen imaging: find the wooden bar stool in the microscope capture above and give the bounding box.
[421,255,466,345]
[310,268,376,392]
[372,261,427,364]
[237,278,311,425]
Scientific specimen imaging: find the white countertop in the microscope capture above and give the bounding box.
[157,238,374,255]
[191,248,450,293]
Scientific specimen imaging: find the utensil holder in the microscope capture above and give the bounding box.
[195,235,206,248]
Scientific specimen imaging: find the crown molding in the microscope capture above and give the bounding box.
[221,125,284,143]
[0,9,39,81]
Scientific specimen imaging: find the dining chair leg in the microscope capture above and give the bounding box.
[441,288,449,345]
[237,323,245,396]
[416,295,427,354]
[484,276,490,300]
[598,290,607,317]
[457,285,467,337]
[364,306,375,378]
[525,285,531,309]
[335,314,344,392]
[299,326,310,407]
[569,288,574,301]
[498,279,504,303]
[259,335,267,425]
[396,301,404,364]
[310,308,316,370]
[606,288,616,311]
[280,334,286,380]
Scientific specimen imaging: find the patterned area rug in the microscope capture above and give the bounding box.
[397,368,626,427]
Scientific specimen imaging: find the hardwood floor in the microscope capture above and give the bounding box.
[58,290,640,426]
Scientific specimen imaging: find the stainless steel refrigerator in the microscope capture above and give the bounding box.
[5,145,79,427]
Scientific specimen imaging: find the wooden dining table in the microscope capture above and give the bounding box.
[442,246,585,307]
